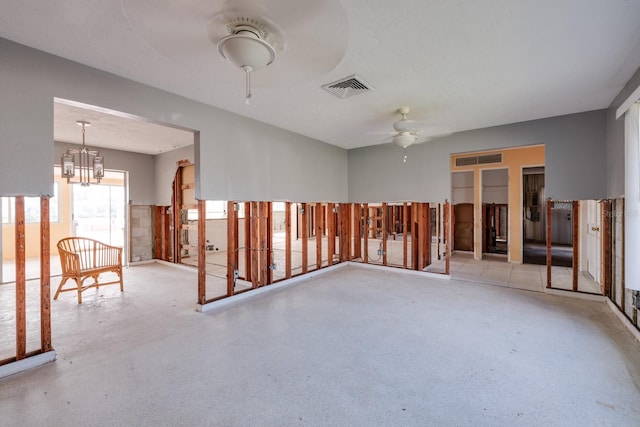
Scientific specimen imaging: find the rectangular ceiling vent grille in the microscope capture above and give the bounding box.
[455,153,502,167]
[478,153,502,164]
[455,156,478,166]
[322,74,374,99]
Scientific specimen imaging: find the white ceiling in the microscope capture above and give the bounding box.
[3,0,640,153]
[53,100,194,155]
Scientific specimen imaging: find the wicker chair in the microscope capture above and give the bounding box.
[55,237,123,303]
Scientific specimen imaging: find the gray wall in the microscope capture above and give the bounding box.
[0,38,348,203]
[607,65,640,198]
[54,141,155,205]
[348,110,607,202]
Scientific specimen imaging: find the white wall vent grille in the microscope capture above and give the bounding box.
[322,75,373,99]
[455,153,502,167]
[478,153,502,164]
[455,156,478,166]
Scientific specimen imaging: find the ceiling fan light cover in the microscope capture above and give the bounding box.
[218,31,276,70]
[393,133,417,148]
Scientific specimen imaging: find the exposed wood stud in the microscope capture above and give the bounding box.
[301,203,308,274]
[244,202,252,282]
[327,203,335,265]
[602,200,612,297]
[285,202,292,278]
[251,201,260,287]
[15,196,26,360]
[233,203,239,270]
[260,202,270,286]
[353,203,361,259]
[382,203,388,266]
[444,201,451,275]
[316,204,323,269]
[197,199,206,304]
[339,204,351,262]
[162,207,170,260]
[411,202,421,270]
[403,203,408,269]
[363,203,369,263]
[424,203,431,268]
[40,197,52,352]
[418,203,425,270]
[572,200,579,292]
[437,203,441,260]
[546,198,552,288]
[227,201,236,296]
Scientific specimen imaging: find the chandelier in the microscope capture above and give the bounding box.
[61,121,104,186]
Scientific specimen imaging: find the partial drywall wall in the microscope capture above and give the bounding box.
[0,38,348,202]
[607,64,640,198]
[155,145,194,206]
[348,110,607,202]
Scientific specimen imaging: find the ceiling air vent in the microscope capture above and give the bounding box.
[455,153,502,167]
[478,153,502,164]
[455,156,478,167]
[322,74,373,99]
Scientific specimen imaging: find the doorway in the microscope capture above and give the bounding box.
[481,168,508,256]
[453,203,474,251]
[522,167,548,265]
[484,204,508,254]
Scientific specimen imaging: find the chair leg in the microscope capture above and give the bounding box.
[119,269,124,292]
[77,277,82,304]
[54,277,69,300]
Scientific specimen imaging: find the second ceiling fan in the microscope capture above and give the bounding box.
[388,106,453,162]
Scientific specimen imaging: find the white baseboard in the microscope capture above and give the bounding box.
[544,288,606,302]
[347,261,450,280]
[0,351,56,379]
[196,262,348,313]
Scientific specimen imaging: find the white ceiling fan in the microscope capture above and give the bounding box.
[386,106,454,162]
[122,0,348,104]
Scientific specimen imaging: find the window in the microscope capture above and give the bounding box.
[187,200,228,221]
[1,183,59,224]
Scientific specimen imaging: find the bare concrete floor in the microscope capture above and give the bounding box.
[1,263,640,426]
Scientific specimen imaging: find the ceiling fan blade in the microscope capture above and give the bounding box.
[413,131,454,145]
[420,124,455,138]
